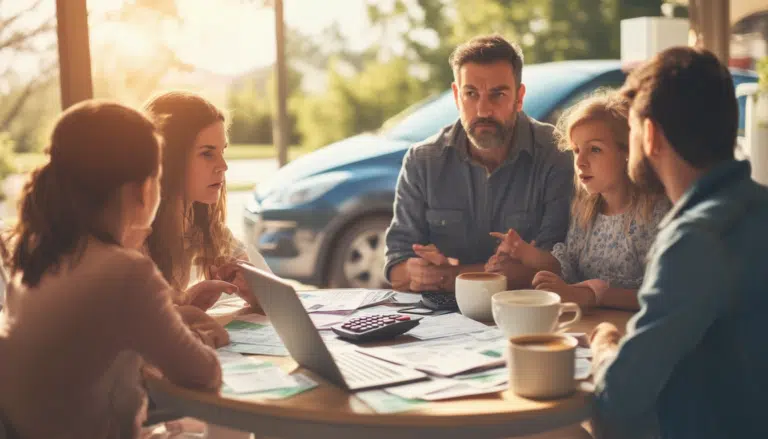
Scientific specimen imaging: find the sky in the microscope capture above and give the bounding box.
[1,0,388,80]
[88,0,379,76]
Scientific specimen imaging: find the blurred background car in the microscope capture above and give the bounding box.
[243,60,756,289]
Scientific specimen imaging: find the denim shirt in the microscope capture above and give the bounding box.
[384,113,573,280]
[592,160,768,439]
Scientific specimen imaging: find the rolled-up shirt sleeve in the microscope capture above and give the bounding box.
[592,224,732,431]
[384,147,428,281]
[533,152,573,251]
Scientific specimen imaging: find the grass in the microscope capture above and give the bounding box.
[226,182,255,192]
[226,143,313,161]
[11,143,315,174]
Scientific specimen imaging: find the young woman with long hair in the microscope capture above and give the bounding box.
[0,101,223,439]
[142,91,270,312]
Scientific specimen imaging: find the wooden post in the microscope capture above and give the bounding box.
[55,0,94,109]
[689,0,731,64]
[273,0,289,168]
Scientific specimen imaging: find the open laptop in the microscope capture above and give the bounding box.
[238,264,427,391]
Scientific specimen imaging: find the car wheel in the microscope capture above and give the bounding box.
[328,216,391,289]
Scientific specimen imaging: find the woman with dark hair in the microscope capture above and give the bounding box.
[143,91,270,312]
[0,100,223,439]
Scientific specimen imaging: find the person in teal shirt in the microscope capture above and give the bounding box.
[590,46,768,438]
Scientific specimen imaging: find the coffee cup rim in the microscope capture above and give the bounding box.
[456,272,507,281]
[492,290,560,307]
[508,333,577,352]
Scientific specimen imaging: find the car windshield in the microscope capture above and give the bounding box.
[380,63,598,143]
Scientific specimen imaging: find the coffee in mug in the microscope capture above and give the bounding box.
[454,272,507,322]
[492,290,581,338]
[508,333,577,399]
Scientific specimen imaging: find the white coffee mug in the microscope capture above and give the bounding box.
[508,333,578,399]
[492,290,581,337]
[454,272,507,322]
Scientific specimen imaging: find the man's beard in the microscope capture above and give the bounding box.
[465,111,517,150]
[629,150,665,194]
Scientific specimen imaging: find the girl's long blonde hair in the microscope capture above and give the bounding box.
[556,91,664,231]
[143,91,235,291]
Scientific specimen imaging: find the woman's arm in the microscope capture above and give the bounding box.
[126,258,222,391]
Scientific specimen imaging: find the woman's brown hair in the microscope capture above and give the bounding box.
[143,91,233,291]
[556,91,665,231]
[7,100,161,287]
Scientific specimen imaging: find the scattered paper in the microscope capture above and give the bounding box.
[309,313,349,330]
[407,313,490,340]
[385,378,458,400]
[389,292,422,306]
[575,358,592,380]
[216,350,264,368]
[221,372,318,399]
[221,342,288,356]
[455,368,508,389]
[257,374,318,399]
[319,330,353,350]
[421,382,507,401]
[358,345,502,377]
[207,296,248,317]
[471,327,504,342]
[355,389,426,414]
[223,364,298,394]
[358,290,396,308]
[226,321,278,344]
[300,290,369,313]
[575,347,593,359]
[566,332,589,347]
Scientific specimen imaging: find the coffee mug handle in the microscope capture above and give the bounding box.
[555,302,582,332]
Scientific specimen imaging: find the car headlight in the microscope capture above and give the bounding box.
[262,171,350,207]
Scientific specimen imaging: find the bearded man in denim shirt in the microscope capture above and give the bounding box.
[384,35,573,293]
[590,47,768,438]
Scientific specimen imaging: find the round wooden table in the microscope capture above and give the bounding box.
[147,304,632,439]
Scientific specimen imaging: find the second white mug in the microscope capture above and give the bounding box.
[492,290,581,338]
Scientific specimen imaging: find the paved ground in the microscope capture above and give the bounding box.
[0,158,280,242]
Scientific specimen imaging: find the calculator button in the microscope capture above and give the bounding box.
[396,316,411,321]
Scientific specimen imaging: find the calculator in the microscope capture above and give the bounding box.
[419,292,459,311]
[331,313,421,342]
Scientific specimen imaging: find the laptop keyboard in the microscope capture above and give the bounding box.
[334,351,401,386]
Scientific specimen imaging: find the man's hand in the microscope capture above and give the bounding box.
[176,305,230,348]
[589,322,621,373]
[590,322,621,352]
[186,280,239,311]
[407,244,459,292]
[532,270,596,310]
[412,244,458,266]
[406,257,458,292]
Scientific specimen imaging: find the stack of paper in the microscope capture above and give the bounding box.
[406,312,491,340]
[217,350,318,399]
[222,316,289,356]
[299,289,395,313]
[355,389,426,414]
[359,345,502,377]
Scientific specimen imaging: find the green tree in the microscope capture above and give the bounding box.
[294,57,432,149]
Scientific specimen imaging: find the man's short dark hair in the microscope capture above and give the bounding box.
[620,46,737,169]
[449,35,524,87]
